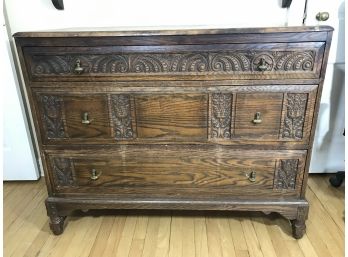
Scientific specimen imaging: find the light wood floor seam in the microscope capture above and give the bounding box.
[3,175,344,257]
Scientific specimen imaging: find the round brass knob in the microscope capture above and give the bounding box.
[316,12,329,21]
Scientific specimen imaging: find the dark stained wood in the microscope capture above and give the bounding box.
[135,94,207,140]
[31,85,317,146]
[234,93,283,139]
[14,27,333,238]
[44,147,306,198]
[23,42,325,82]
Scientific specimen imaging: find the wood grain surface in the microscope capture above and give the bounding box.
[14,26,333,237]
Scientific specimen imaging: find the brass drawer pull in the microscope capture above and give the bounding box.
[252,112,262,124]
[81,112,92,125]
[74,59,84,74]
[257,58,268,71]
[246,171,256,182]
[90,169,102,180]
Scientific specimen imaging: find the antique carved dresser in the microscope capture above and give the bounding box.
[14,26,333,238]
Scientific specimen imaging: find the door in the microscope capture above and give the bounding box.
[305,0,345,173]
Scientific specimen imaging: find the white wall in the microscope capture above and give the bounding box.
[5,0,305,34]
[2,11,40,180]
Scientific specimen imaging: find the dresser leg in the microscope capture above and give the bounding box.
[49,216,66,235]
[291,206,309,239]
[45,200,66,235]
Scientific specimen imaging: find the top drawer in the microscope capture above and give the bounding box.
[23,42,325,82]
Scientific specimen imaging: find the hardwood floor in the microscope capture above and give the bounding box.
[4,175,344,257]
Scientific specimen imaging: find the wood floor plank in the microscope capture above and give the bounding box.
[241,219,264,257]
[74,216,104,257]
[142,215,161,257]
[114,215,137,257]
[306,189,344,257]
[216,216,236,257]
[102,214,127,257]
[154,215,171,257]
[61,216,100,257]
[252,217,277,257]
[194,217,209,257]
[88,216,115,257]
[205,216,223,257]
[4,181,45,232]
[228,217,248,252]
[168,215,183,257]
[128,215,149,257]
[182,216,196,257]
[297,234,320,257]
[3,175,344,257]
[308,175,344,232]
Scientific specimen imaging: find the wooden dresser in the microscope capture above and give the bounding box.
[14,26,333,238]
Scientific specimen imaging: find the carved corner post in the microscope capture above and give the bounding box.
[45,199,66,235]
[291,205,309,239]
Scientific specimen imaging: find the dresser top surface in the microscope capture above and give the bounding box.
[13,26,333,38]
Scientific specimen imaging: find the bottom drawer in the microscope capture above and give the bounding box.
[46,146,306,199]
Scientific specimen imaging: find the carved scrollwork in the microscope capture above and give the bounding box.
[40,95,65,138]
[274,159,298,190]
[282,93,308,139]
[111,95,134,139]
[211,93,232,139]
[51,157,75,187]
[275,52,314,71]
[30,50,316,76]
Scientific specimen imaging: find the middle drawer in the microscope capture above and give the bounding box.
[33,84,317,146]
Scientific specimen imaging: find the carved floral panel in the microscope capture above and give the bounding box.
[51,157,75,187]
[282,93,308,139]
[40,95,65,139]
[274,159,299,190]
[30,50,316,75]
[111,95,134,139]
[211,93,232,139]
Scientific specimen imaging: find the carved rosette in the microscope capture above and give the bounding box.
[111,95,134,139]
[211,93,232,139]
[282,93,308,139]
[274,159,299,190]
[40,95,65,139]
[51,157,75,187]
[31,50,315,75]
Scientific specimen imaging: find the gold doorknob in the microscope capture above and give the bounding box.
[316,12,329,21]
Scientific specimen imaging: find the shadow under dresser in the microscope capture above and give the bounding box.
[14,26,333,238]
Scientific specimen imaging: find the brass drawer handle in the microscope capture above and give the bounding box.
[90,169,102,180]
[74,59,84,74]
[257,58,268,71]
[252,112,262,124]
[81,112,92,125]
[246,171,256,182]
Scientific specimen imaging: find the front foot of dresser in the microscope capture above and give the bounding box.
[49,216,66,235]
[45,200,67,235]
[290,206,309,239]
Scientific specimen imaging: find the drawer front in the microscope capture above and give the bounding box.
[24,42,325,81]
[33,84,317,145]
[46,147,306,199]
